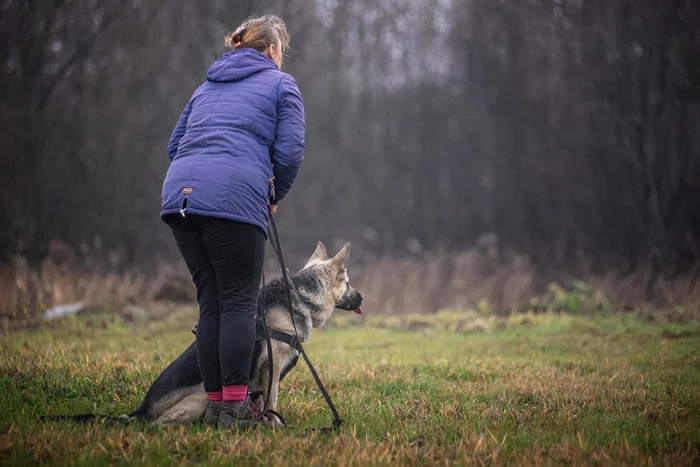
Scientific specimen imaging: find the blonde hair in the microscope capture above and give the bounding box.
[225,15,291,61]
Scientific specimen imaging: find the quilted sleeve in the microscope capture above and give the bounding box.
[271,74,305,202]
[167,100,193,162]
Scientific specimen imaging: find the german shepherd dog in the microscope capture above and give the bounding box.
[53,242,362,427]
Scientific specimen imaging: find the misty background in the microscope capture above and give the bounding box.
[1,0,699,316]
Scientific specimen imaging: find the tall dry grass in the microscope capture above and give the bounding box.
[351,249,536,315]
[1,239,699,320]
[352,250,700,316]
[0,252,185,319]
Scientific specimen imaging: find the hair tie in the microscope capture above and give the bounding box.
[235,42,241,48]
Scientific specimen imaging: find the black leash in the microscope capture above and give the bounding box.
[265,213,343,432]
[258,268,275,419]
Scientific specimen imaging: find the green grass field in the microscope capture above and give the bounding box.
[1,309,699,465]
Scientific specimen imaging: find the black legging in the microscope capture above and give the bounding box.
[165,214,265,392]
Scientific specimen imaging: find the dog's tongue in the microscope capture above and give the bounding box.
[353,306,363,315]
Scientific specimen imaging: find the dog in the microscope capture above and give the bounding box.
[112,241,363,427]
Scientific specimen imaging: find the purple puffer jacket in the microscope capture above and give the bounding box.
[161,48,305,233]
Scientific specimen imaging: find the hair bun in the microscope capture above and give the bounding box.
[225,26,248,48]
[233,26,247,43]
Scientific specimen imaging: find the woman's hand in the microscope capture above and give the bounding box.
[269,204,277,214]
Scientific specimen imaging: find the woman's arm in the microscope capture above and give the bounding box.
[271,74,305,202]
[167,100,193,162]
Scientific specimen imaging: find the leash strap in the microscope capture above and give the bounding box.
[267,213,343,431]
[256,325,301,353]
[258,269,275,415]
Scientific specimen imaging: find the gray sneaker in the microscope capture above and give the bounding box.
[218,398,271,429]
[203,400,223,426]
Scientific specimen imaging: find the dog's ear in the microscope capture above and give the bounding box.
[330,243,351,272]
[313,241,329,260]
[302,241,328,269]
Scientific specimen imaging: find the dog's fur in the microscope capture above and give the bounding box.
[118,241,362,427]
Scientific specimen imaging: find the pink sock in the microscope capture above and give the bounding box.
[222,385,248,401]
[207,391,223,402]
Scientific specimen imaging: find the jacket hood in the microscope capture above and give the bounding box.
[206,48,278,83]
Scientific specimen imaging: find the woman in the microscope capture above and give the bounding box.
[160,15,305,428]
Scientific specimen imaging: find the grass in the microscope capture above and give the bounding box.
[1,309,699,465]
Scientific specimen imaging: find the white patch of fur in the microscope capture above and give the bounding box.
[337,281,348,298]
[152,384,207,424]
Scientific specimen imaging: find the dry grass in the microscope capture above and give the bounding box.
[351,249,536,315]
[2,241,699,320]
[350,250,700,317]
[589,268,700,312]
[0,255,189,320]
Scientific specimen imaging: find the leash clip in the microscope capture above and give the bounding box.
[180,195,188,218]
[268,177,276,204]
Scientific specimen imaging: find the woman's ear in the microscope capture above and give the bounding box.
[266,43,282,68]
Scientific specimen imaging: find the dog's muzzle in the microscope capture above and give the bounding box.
[335,287,363,314]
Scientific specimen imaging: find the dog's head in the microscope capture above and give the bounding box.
[301,241,363,316]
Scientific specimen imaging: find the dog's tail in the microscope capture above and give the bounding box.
[39,410,147,424]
